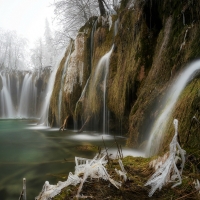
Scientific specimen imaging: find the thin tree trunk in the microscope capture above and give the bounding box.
[77,116,91,133]
[98,0,106,16]
[59,115,69,131]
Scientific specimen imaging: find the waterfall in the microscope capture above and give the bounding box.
[90,19,98,69]
[145,60,200,156]
[58,44,72,124]
[18,73,37,118]
[39,68,58,126]
[0,73,15,118]
[74,76,90,130]
[16,75,21,107]
[93,45,114,133]
[39,50,66,126]
[0,70,50,119]
[114,18,119,37]
[18,74,33,118]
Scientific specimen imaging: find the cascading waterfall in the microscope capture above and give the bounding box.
[74,76,90,130]
[145,60,200,157]
[39,68,58,126]
[90,19,98,68]
[0,70,49,119]
[114,18,119,36]
[16,75,21,107]
[58,43,73,124]
[18,74,30,117]
[0,73,15,118]
[93,45,114,133]
[73,20,98,131]
[39,50,66,126]
[18,74,37,118]
[78,46,113,133]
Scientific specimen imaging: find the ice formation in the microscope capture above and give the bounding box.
[115,159,127,182]
[64,33,84,95]
[194,179,200,194]
[144,119,186,197]
[149,152,169,171]
[36,154,126,200]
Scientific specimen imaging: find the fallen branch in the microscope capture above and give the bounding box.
[59,116,69,131]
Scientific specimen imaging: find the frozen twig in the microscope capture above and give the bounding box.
[36,153,123,200]
[115,159,127,182]
[144,119,186,197]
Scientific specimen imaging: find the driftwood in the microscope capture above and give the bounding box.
[59,116,69,131]
[77,116,91,133]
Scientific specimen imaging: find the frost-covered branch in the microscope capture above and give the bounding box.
[194,179,200,194]
[115,159,127,181]
[36,153,126,200]
[52,0,119,47]
[144,119,186,197]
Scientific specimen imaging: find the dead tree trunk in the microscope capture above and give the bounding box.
[77,116,91,133]
[59,116,69,131]
[98,0,106,16]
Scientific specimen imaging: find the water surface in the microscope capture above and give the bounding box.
[0,119,128,199]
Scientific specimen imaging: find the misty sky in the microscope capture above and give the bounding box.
[0,0,55,47]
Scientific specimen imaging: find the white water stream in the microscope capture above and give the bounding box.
[58,43,73,124]
[0,72,39,118]
[94,45,114,133]
[0,74,15,117]
[39,50,66,126]
[145,60,200,156]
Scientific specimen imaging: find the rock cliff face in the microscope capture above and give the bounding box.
[49,0,200,154]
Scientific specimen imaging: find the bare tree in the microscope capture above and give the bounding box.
[0,30,28,72]
[30,21,57,72]
[53,0,98,39]
[52,0,118,48]
[31,38,44,72]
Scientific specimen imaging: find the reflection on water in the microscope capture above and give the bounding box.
[0,119,130,200]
